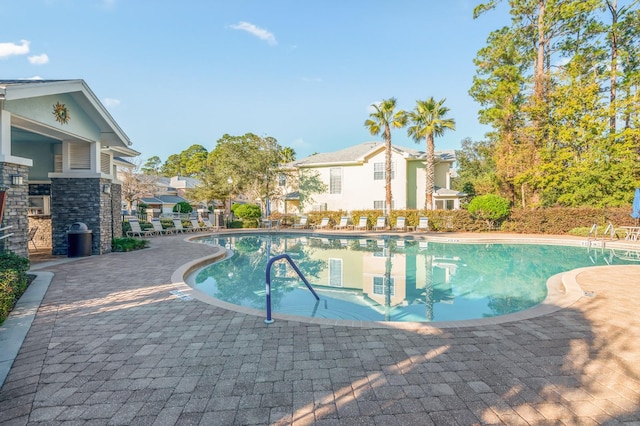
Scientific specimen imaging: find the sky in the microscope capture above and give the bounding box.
[1,0,511,163]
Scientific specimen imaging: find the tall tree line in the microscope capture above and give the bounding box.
[469,0,640,208]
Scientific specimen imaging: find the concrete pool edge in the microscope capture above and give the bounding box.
[169,232,601,329]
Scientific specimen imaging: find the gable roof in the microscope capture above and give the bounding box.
[292,141,455,167]
[0,79,139,157]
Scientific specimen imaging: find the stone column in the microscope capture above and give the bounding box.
[0,163,29,257]
[51,178,118,256]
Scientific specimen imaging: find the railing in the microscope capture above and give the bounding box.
[0,225,13,241]
[264,254,319,324]
[587,224,598,242]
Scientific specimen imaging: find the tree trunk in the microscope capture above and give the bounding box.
[425,134,435,210]
[385,126,393,218]
[608,0,618,133]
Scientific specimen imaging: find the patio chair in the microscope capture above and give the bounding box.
[28,227,38,251]
[373,216,386,231]
[190,219,207,232]
[353,216,368,231]
[416,217,429,232]
[151,218,173,235]
[392,217,407,232]
[202,218,218,231]
[292,216,309,229]
[172,218,188,234]
[313,217,331,230]
[127,218,157,237]
[334,216,350,230]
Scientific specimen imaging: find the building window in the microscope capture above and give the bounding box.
[330,168,342,194]
[374,200,394,213]
[373,276,395,296]
[373,162,395,180]
[329,258,343,287]
[278,174,286,187]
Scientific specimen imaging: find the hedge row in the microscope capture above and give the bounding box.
[300,206,635,234]
[0,252,30,325]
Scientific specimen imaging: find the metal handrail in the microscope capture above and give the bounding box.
[587,224,598,242]
[265,253,319,324]
[0,225,13,241]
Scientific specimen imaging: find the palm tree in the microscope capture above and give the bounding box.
[364,98,406,218]
[406,98,455,210]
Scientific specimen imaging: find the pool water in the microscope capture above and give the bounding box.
[186,234,635,323]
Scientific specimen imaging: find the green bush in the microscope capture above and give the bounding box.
[468,194,511,229]
[234,203,262,220]
[112,237,150,252]
[0,252,30,324]
[173,201,193,214]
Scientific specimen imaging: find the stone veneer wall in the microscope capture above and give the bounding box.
[51,178,118,256]
[0,162,29,258]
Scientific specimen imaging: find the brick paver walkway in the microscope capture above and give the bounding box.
[1,233,639,425]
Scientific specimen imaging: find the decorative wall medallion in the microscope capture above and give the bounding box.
[52,102,70,124]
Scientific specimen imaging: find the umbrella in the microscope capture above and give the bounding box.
[632,188,640,225]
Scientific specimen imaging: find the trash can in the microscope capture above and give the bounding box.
[67,222,92,257]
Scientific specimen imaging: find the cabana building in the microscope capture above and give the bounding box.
[0,79,139,257]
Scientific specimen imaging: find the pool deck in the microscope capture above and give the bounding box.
[1,230,639,425]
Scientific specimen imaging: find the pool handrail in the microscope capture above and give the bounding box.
[265,253,319,324]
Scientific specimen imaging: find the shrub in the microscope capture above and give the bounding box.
[112,237,149,252]
[173,201,193,214]
[468,194,511,229]
[0,252,30,324]
[234,203,262,220]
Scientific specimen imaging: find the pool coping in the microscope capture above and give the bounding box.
[169,231,631,329]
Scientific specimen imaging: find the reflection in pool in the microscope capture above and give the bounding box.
[186,234,634,323]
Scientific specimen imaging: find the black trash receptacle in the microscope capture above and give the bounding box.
[67,222,92,257]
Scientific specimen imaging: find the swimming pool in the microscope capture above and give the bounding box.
[185,234,636,323]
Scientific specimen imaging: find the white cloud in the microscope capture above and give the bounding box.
[0,40,30,59]
[26,76,44,80]
[28,54,49,65]
[103,98,121,107]
[301,77,323,83]
[230,21,277,45]
[290,137,311,151]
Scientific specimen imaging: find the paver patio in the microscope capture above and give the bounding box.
[0,232,639,425]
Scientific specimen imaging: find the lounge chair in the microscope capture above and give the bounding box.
[202,218,218,231]
[334,216,350,230]
[373,216,386,231]
[172,218,188,234]
[416,217,429,232]
[353,216,368,231]
[392,217,407,232]
[151,218,173,235]
[190,219,207,232]
[313,217,331,230]
[292,216,309,229]
[127,218,156,237]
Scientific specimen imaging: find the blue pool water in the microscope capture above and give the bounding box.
[186,234,637,323]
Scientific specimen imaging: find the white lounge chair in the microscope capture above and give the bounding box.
[314,217,331,230]
[373,216,386,231]
[292,216,309,229]
[334,217,350,230]
[190,219,207,232]
[200,218,218,231]
[353,216,368,231]
[127,218,156,237]
[151,218,173,235]
[172,218,188,234]
[416,217,429,232]
[392,217,407,232]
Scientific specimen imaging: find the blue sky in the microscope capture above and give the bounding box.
[1,0,510,163]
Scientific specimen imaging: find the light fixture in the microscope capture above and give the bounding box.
[103,184,111,194]
[0,185,9,192]
[11,175,23,186]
